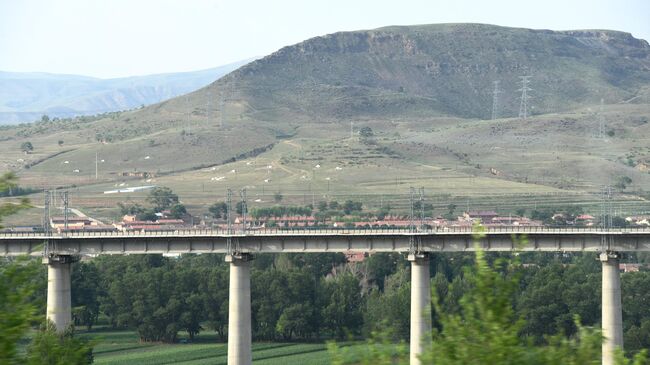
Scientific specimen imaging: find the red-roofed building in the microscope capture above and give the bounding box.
[345,251,366,262]
[463,211,499,223]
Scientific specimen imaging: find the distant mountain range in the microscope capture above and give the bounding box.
[0,59,255,124]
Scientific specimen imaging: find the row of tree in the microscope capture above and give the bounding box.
[117,187,187,220]
[59,249,650,357]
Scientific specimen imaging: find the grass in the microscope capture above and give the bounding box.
[76,328,357,365]
[1,89,650,227]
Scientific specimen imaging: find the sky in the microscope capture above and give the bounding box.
[1,0,649,79]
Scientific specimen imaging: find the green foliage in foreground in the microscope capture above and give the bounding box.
[27,322,94,365]
[0,172,31,229]
[0,257,39,365]
[329,247,649,364]
[0,259,94,364]
[0,170,93,364]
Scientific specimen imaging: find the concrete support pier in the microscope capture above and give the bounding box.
[226,253,253,365]
[44,255,74,333]
[600,251,623,365]
[409,253,431,365]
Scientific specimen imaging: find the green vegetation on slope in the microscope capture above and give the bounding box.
[1,24,650,224]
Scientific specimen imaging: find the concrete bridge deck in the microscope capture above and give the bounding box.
[1,227,650,256]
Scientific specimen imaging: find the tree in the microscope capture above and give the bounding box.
[169,204,187,219]
[363,267,410,340]
[622,272,650,353]
[102,257,182,342]
[235,201,246,215]
[320,273,363,339]
[136,209,157,222]
[343,200,362,214]
[444,203,457,220]
[273,192,283,203]
[58,140,64,147]
[0,257,40,364]
[615,176,633,190]
[40,115,50,123]
[26,322,94,365]
[359,126,374,138]
[202,265,229,341]
[276,303,311,340]
[20,141,33,154]
[209,202,228,219]
[146,187,179,212]
[318,201,329,212]
[359,126,375,144]
[117,202,146,216]
[71,262,101,330]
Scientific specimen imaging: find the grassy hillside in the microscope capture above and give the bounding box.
[1,24,649,222]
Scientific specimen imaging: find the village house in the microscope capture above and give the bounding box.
[575,214,596,226]
[50,216,116,233]
[463,210,499,223]
[345,251,366,262]
[115,214,187,232]
[244,215,316,228]
[619,263,644,273]
[626,216,650,226]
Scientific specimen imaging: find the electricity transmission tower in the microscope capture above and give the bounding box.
[598,99,606,139]
[600,186,613,228]
[60,191,69,231]
[491,80,501,120]
[239,188,247,234]
[518,75,532,119]
[226,189,237,254]
[43,191,52,234]
[600,186,613,249]
[408,187,424,254]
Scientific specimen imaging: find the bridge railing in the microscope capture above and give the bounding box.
[1,226,650,239]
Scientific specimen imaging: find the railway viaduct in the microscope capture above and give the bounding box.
[3,227,650,365]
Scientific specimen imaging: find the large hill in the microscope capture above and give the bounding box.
[213,23,650,121]
[0,59,254,125]
[1,23,650,224]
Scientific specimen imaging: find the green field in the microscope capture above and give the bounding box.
[78,328,351,365]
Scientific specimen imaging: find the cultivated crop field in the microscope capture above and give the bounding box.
[80,328,353,365]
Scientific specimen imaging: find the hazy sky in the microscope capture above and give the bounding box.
[1,0,649,78]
